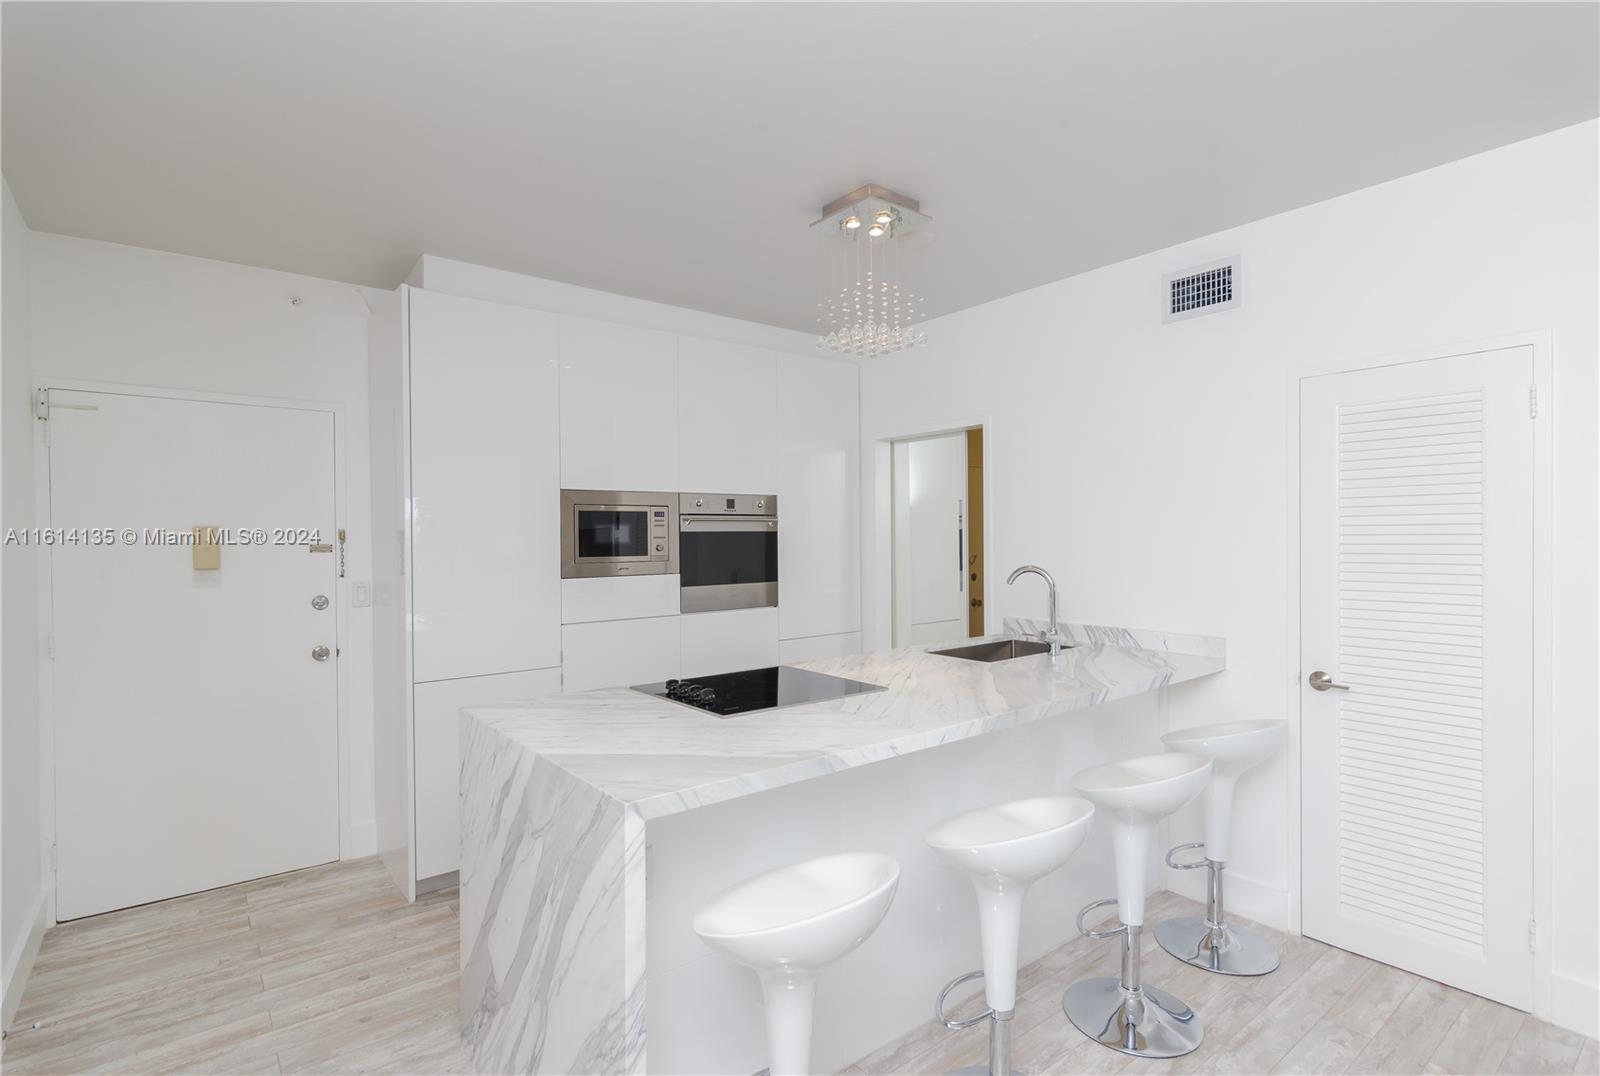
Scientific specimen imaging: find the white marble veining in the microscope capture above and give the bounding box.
[460,623,1224,1074]
[1007,617,1229,660]
[466,623,1225,822]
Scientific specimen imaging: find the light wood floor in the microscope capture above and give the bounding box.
[2,860,1594,1075]
[848,890,1598,1076]
[1,857,468,1075]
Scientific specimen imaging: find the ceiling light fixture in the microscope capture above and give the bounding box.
[811,184,931,359]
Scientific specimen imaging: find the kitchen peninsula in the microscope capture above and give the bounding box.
[459,621,1225,1075]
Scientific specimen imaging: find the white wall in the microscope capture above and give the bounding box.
[2,182,46,1025]
[25,233,382,861]
[859,121,1599,1033]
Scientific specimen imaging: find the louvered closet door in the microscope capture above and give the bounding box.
[1300,345,1534,1010]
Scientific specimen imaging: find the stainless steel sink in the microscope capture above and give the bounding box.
[928,638,1070,662]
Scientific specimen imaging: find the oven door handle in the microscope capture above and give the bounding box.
[680,517,777,532]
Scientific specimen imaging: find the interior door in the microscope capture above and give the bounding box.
[1300,346,1534,1009]
[892,433,969,646]
[48,388,339,920]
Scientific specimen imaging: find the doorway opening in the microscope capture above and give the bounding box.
[890,426,985,647]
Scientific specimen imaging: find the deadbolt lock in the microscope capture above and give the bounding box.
[312,645,331,662]
[311,594,329,610]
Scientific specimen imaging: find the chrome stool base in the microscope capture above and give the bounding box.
[1160,847,1280,977]
[1156,915,1280,976]
[1065,907,1204,1059]
[1061,977,1204,1059]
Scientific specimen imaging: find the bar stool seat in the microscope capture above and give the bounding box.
[1157,719,1286,976]
[694,852,900,1076]
[1063,752,1212,1059]
[927,797,1096,1075]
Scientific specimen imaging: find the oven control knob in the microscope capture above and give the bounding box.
[694,498,704,507]
[655,543,664,552]
[755,499,765,508]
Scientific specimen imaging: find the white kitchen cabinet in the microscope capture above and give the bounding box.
[777,353,861,641]
[410,289,561,683]
[372,282,866,903]
[561,575,681,624]
[678,338,778,494]
[559,316,679,492]
[562,616,681,693]
[681,607,780,676]
[778,632,863,664]
[371,284,565,898]
[413,668,561,880]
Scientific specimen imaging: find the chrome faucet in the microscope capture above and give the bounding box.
[1007,564,1063,657]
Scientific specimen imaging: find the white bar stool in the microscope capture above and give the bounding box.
[926,797,1096,1076]
[1063,753,1213,1059]
[693,852,900,1076]
[1156,719,1286,976]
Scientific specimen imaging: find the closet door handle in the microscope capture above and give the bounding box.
[1308,670,1349,692]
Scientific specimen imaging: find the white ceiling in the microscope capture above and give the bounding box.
[5,3,1596,332]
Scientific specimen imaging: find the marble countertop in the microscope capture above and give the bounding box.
[463,619,1224,822]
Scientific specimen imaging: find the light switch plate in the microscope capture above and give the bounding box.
[351,581,372,608]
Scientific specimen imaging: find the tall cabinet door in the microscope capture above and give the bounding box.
[777,353,860,642]
[559,316,679,493]
[410,289,561,682]
[679,338,777,493]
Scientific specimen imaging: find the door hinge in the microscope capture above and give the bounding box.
[45,634,55,661]
[1529,383,1538,419]
[34,388,49,421]
[1528,918,1538,953]
[51,843,58,870]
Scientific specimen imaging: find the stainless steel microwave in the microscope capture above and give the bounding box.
[560,490,679,578]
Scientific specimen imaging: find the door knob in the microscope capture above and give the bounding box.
[1308,670,1349,692]
[310,594,329,610]
[311,645,331,662]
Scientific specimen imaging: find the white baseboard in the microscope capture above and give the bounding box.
[1550,971,1599,1039]
[1164,867,1290,932]
[343,819,377,860]
[2,888,50,1031]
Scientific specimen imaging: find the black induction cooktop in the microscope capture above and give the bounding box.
[631,665,884,717]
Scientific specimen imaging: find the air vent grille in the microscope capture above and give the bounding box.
[1163,258,1240,322]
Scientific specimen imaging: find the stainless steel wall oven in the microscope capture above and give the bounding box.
[678,493,778,612]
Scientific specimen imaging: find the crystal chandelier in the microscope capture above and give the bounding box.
[812,184,930,358]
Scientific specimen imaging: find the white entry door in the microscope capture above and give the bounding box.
[1300,346,1534,1009]
[892,433,969,646]
[47,388,340,921]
